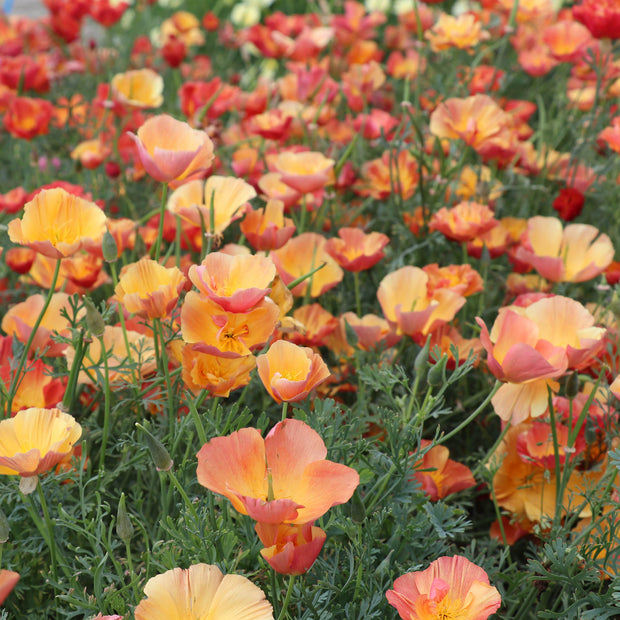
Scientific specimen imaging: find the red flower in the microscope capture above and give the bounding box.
[552,187,585,221]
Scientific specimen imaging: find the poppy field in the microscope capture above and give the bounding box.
[1,0,620,617]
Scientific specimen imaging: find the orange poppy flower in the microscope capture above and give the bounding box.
[257,172,302,210]
[288,304,339,347]
[188,252,275,313]
[0,570,19,605]
[111,68,164,109]
[167,176,255,235]
[160,10,205,47]
[181,345,256,397]
[128,114,214,186]
[255,521,327,575]
[196,418,359,524]
[425,13,491,52]
[354,150,420,201]
[341,312,401,351]
[412,440,476,501]
[181,293,280,358]
[115,258,185,319]
[514,216,614,283]
[70,138,111,170]
[429,201,498,243]
[134,564,273,620]
[325,227,389,272]
[387,555,501,620]
[271,233,344,298]
[8,187,107,259]
[256,340,331,404]
[3,96,54,140]
[0,407,82,478]
[240,199,296,252]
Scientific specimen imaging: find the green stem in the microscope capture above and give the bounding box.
[281,401,289,422]
[98,334,112,474]
[353,271,362,317]
[168,468,201,526]
[152,183,169,262]
[276,574,296,620]
[6,258,61,414]
[436,379,501,445]
[186,391,208,445]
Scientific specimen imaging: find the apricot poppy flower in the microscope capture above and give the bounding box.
[412,440,476,501]
[134,563,273,620]
[128,114,214,186]
[167,176,255,235]
[2,292,80,357]
[188,252,275,313]
[256,340,331,404]
[255,521,327,575]
[325,227,389,272]
[181,345,256,397]
[181,294,280,358]
[378,266,466,339]
[0,407,82,478]
[341,312,401,351]
[196,418,359,524]
[273,151,335,194]
[387,555,501,620]
[240,199,296,251]
[429,202,498,244]
[514,216,614,283]
[111,68,164,109]
[425,13,490,52]
[0,570,19,605]
[115,258,185,320]
[8,188,107,259]
[271,233,344,297]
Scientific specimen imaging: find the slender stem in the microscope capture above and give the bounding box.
[353,271,362,317]
[98,334,112,473]
[124,538,141,603]
[152,183,169,262]
[186,391,208,445]
[281,401,289,422]
[61,329,85,411]
[276,574,296,620]
[436,379,501,445]
[6,258,61,413]
[168,469,201,526]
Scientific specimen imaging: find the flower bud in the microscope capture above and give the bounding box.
[83,297,105,339]
[414,335,431,376]
[116,492,134,543]
[101,229,119,263]
[564,371,580,399]
[427,354,449,387]
[136,423,173,472]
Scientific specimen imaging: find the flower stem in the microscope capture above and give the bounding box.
[6,258,61,414]
[277,574,296,620]
[152,182,169,262]
[98,334,112,474]
[281,401,289,422]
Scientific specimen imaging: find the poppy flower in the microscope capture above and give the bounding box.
[196,418,359,524]
[240,199,296,252]
[273,151,335,194]
[255,521,326,575]
[0,570,19,605]
[134,563,273,620]
[8,188,107,259]
[115,258,185,319]
[256,340,331,404]
[429,202,498,243]
[387,555,501,620]
[128,114,214,186]
[325,227,389,272]
[0,407,82,478]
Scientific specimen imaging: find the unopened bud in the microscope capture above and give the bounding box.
[101,230,119,263]
[414,336,431,375]
[427,354,449,387]
[349,488,366,524]
[136,423,173,472]
[0,508,10,543]
[564,371,580,399]
[116,492,134,543]
[83,297,105,339]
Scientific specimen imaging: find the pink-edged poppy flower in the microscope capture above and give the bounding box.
[240,199,296,252]
[188,252,275,313]
[273,150,334,194]
[0,570,19,605]
[128,114,214,186]
[196,418,359,524]
[514,216,614,283]
[256,339,331,404]
[387,555,501,620]
[134,563,273,620]
[255,521,327,575]
[325,227,389,272]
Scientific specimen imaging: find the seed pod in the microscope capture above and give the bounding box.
[116,492,134,543]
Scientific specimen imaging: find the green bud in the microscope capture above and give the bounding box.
[101,230,119,263]
[83,297,105,339]
[116,492,134,543]
[136,423,173,472]
[564,371,580,399]
[0,508,10,543]
[414,335,431,375]
[349,488,366,524]
[427,354,449,387]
